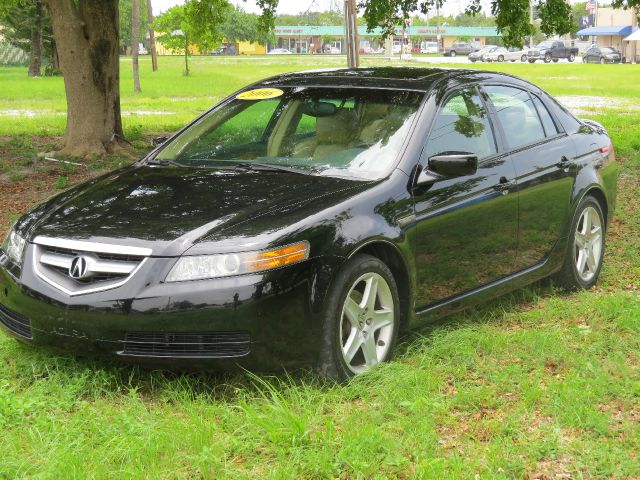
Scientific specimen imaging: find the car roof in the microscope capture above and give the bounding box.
[254,67,534,93]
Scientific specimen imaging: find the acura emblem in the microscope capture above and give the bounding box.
[69,256,90,279]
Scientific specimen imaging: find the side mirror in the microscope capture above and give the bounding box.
[152,136,168,147]
[415,152,478,185]
[429,151,478,177]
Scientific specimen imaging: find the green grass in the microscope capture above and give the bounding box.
[0,56,639,479]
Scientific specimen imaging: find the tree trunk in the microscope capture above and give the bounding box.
[28,0,44,77]
[184,36,190,76]
[45,0,126,157]
[146,0,158,72]
[131,0,141,92]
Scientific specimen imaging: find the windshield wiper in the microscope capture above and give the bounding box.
[234,163,313,176]
[145,158,186,167]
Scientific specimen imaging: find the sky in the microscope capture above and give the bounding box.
[151,0,494,18]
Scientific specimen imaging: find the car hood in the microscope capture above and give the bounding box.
[22,165,374,256]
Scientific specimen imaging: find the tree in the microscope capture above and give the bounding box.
[154,0,228,76]
[222,7,275,46]
[358,0,640,48]
[0,0,53,76]
[45,0,125,157]
[119,0,148,53]
[147,0,158,71]
[131,0,141,92]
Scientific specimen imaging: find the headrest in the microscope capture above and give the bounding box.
[316,110,354,144]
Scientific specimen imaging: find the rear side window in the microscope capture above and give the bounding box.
[484,85,545,149]
[532,95,559,136]
[423,88,497,161]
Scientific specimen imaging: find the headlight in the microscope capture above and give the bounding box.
[2,229,26,265]
[166,241,310,282]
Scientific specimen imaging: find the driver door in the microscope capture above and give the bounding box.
[413,86,519,309]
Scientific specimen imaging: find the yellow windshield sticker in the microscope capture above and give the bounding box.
[236,88,284,100]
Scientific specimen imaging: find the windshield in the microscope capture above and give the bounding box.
[154,87,423,180]
[601,47,617,54]
[537,41,554,48]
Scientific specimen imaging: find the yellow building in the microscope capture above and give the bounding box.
[153,32,266,56]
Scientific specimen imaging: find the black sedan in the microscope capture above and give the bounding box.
[0,68,617,380]
[582,45,622,63]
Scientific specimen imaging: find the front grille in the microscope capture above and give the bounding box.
[120,331,251,358]
[0,303,32,339]
[32,237,151,296]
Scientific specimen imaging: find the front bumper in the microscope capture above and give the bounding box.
[0,246,326,371]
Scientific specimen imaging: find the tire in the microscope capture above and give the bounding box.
[316,254,400,382]
[528,59,536,63]
[498,55,504,62]
[470,58,477,62]
[544,53,552,63]
[450,50,457,57]
[600,57,606,64]
[582,56,587,63]
[568,53,576,62]
[552,196,606,291]
[553,59,559,63]
[521,55,527,62]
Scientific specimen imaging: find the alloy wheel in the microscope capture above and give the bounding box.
[574,206,603,282]
[340,272,395,374]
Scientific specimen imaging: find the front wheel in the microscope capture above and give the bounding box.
[521,55,527,62]
[544,53,552,63]
[450,50,457,57]
[553,196,606,291]
[498,55,504,62]
[553,58,559,63]
[528,59,536,63]
[568,53,576,62]
[316,254,400,381]
[600,57,606,64]
[582,56,588,63]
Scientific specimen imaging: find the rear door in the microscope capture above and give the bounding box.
[482,85,576,270]
[413,86,519,308]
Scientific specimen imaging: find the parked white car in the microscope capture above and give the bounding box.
[267,48,293,55]
[420,41,438,54]
[324,46,341,54]
[484,47,528,63]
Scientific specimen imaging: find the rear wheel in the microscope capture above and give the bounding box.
[498,55,504,62]
[600,57,606,64]
[528,59,536,63]
[450,50,457,57]
[316,254,400,381]
[552,58,559,63]
[544,53,552,63]
[568,53,576,62]
[521,54,527,62]
[582,56,588,63]
[553,196,605,291]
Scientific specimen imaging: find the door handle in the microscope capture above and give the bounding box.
[493,176,516,194]
[556,155,571,168]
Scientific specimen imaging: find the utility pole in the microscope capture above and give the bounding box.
[344,0,360,67]
[147,0,158,72]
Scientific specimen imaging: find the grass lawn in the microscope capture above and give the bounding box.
[0,56,639,479]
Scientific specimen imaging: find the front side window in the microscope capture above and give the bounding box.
[484,85,546,149]
[155,87,423,180]
[423,88,497,161]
